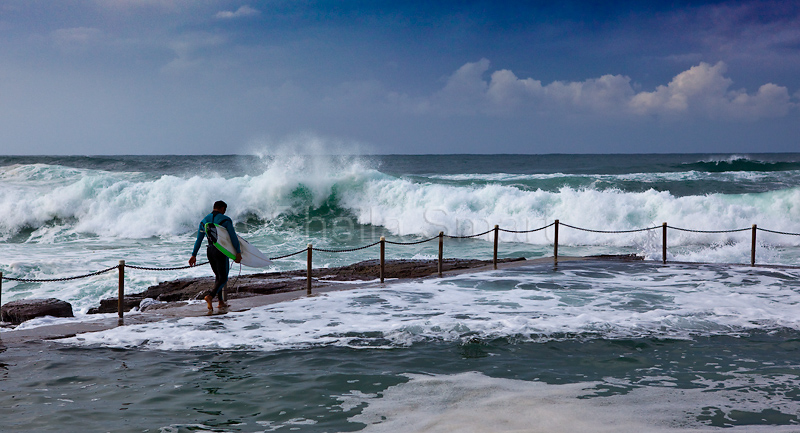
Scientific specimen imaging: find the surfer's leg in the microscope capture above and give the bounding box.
[218,258,230,308]
[206,246,229,301]
[211,266,228,299]
[204,247,220,310]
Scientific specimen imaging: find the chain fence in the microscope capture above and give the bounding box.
[126,262,209,271]
[560,223,659,234]
[667,226,751,234]
[3,221,800,284]
[269,248,310,260]
[445,228,495,239]
[312,241,382,254]
[499,222,554,234]
[757,228,800,236]
[1,265,120,283]
[385,235,440,245]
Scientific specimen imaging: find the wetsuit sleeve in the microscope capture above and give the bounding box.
[191,220,206,257]
[219,218,241,253]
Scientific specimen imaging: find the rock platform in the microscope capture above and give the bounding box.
[88,258,526,314]
[1,255,639,345]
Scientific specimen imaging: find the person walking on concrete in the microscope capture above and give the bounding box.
[189,200,242,311]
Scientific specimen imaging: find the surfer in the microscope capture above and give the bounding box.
[189,200,242,311]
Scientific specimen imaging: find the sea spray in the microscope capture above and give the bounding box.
[2,154,800,312]
[2,157,799,245]
[4,154,800,433]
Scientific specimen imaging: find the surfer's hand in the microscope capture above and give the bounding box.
[235,253,242,264]
[189,256,197,267]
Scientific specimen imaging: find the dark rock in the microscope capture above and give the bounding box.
[88,258,526,314]
[87,296,143,315]
[1,298,74,324]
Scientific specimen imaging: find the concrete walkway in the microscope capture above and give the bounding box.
[1,256,583,345]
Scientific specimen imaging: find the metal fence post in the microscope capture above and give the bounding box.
[438,232,444,277]
[751,224,757,266]
[307,244,313,295]
[493,225,499,270]
[554,219,559,265]
[662,223,667,264]
[118,260,125,318]
[380,236,385,283]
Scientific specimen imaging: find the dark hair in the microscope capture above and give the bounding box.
[213,200,227,210]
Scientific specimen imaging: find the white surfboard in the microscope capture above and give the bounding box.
[205,223,273,268]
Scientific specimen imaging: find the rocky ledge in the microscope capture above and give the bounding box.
[88,258,526,314]
[1,298,74,325]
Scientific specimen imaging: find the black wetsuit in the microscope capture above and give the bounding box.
[192,211,241,301]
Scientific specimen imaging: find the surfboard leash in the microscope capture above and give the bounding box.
[230,261,243,295]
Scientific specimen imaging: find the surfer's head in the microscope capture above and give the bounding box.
[213,200,227,213]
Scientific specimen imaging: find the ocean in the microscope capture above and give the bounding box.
[1,153,800,432]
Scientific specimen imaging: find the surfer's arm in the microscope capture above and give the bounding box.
[190,221,205,258]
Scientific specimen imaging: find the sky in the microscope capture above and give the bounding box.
[0,0,798,155]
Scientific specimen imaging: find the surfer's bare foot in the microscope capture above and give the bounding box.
[218,301,228,309]
[204,295,213,311]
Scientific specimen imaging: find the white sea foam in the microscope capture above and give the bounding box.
[11,314,84,330]
[3,157,800,312]
[2,161,799,246]
[426,170,779,183]
[342,175,800,256]
[0,157,382,240]
[61,263,800,351]
[346,371,800,432]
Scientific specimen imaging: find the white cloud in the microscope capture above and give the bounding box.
[427,60,796,120]
[543,74,636,111]
[630,62,731,114]
[630,62,793,118]
[429,59,492,114]
[215,5,260,19]
[730,83,794,118]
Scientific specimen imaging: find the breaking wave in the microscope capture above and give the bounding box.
[681,155,800,173]
[1,157,800,250]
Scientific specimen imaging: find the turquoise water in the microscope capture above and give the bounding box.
[2,153,800,431]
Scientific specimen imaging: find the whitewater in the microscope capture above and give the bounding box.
[1,153,800,312]
[2,153,800,432]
